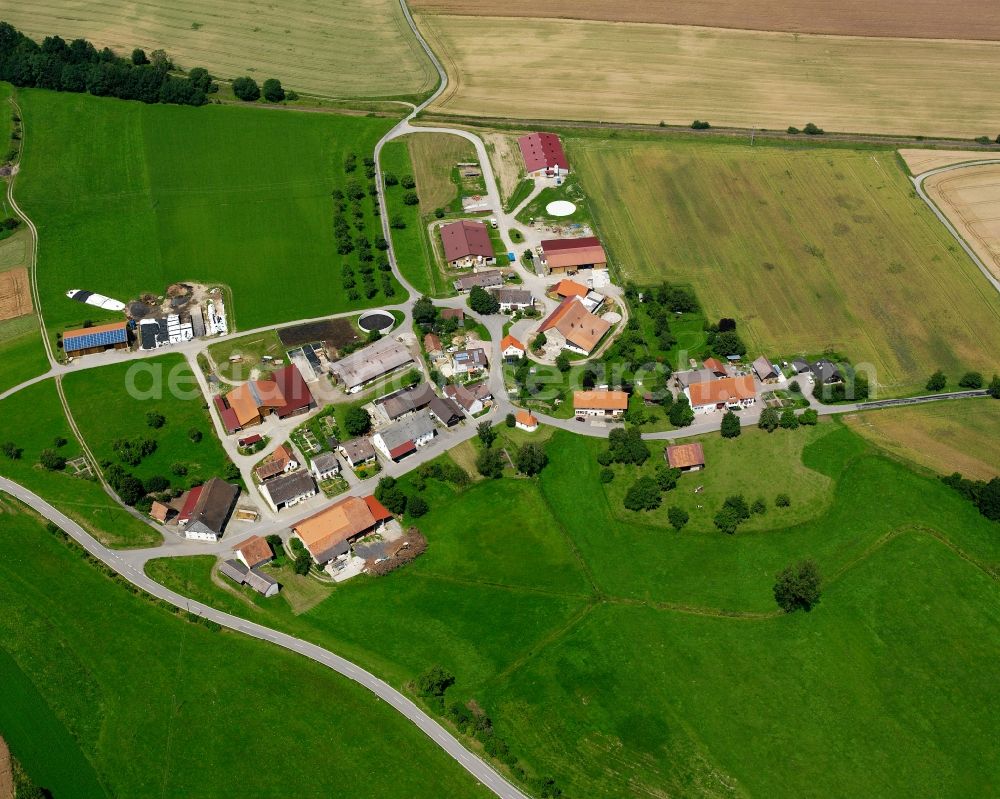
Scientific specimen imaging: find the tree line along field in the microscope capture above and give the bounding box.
[408,0,1000,40]
[0,0,437,99]
[568,137,1000,397]
[416,14,1000,139]
[15,89,402,336]
[148,422,999,799]
[0,505,484,798]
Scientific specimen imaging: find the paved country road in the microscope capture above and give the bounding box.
[0,476,530,799]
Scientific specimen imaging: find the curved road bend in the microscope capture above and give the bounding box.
[0,476,530,799]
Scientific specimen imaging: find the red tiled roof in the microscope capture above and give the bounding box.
[176,485,204,524]
[703,357,727,375]
[665,443,705,469]
[554,279,588,298]
[574,390,629,411]
[541,237,607,270]
[517,132,569,173]
[214,396,240,433]
[234,535,274,568]
[389,441,415,460]
[272,365,313,417]
[500,334,525,352]
[440,220,493,262]
[689,376,756,406]
[515,409,538,428]
[364,495,393,522]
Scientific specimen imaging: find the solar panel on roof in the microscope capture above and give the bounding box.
[63,328,126,352]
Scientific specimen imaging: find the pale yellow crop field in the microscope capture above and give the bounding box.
[925,164,1000,282]
[0,0,438,98]
[899,149,992,176]
[417,14,1000,138]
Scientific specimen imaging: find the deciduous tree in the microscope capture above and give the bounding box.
[773,559,822,612]
[720,410,741,438]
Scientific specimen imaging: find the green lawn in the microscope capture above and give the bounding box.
[62,354,231,490]
[206,328,285,382]
[0,503,483,798]
[0,379,160,547]
[16,89,401,336]
[0,315,48,394]
[144,418,1000,797]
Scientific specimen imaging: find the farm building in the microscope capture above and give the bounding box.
[501,334,526,361]
[686,376,757,414]
[237,434,262,448]
[149,500,174,524]
[373,414,437,461]
[452,348,488,375]
[491,288,534,312]
[791,359,811,374]
[677,368,718,388]
[340,437,377,468]
[665,443,705,472]
[444,383,483,415]
[454,270,503,293]
[138,314,194,350]
[233,535,274,570]
[292,495,393,565]
[310,451,341,480]
[218,558,279,597]
[176,478,239,542]
[261,470,317,513]
[215,366,315,434]
[427,393,463,427]
[538,297,611,355]
[441,308,465,323]
[424,333,443,355]
[704,357,728,377]
[254,444,298,482]
[515,410,539,432]
[574,390,629,418]
[553,278,588,299]
[330,337,414,393]
[440,220,495,268]
[61,321,129,357]
[810,360,844,384]
[752,356,780,382]
[539,237,607,274]
[378,383,436,421]
[517,132,570,178]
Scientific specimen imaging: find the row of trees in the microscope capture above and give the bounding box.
[926,369,998,393]
[757,406,818,433]
[941,473,1000,521]
[231,76,290,103]
[0,24,213,106]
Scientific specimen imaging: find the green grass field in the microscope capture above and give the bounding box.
[16,89,401,335]
[0,379,159,547]
[0,0,437,100]
[0,503,482,797]
[148,420,1000,798]
[62,354,230,490]
[572,137,1000,397]
[0,315,48,394]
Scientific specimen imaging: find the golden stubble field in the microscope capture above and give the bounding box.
[405,132,477,214]
[417,14,1000,138]
[0,0,438,98]
[410,0,1000,40]
[923,164,1000,282]
[572,138,1000,396]
[899,149,992,175]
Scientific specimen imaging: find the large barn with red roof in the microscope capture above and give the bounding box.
[517,132,570,178]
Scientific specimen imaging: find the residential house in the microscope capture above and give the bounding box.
[423,333,443,356]
[539,237,607,274]
[254,444,298,482]
[573,390,629,418]
[664,443,705,472]
[340,437,377,468]
[491,288,534,312]
[810,359,844,385]
[234,535,274,570]
[703,357,728,377]
[215,365,315,433]
[452,348,489,376]
[427,393,464,427]
[330,337,415,394]
[537,297,611,355]
[291,495,393,565]
[752,356,779,382]
[517,132,570,178]
[515,410,539,432]
[453,270,503,293]
[791,358,811,374]
[500,334,526,362]
[177,478,239,542]
[470,382,493,404]
[441,308,465,323]
[686,376,757,413]
[444,383,483,416]
[311,451,341,480]
[62,321,129,357]
[440,220,495,269]
[261,470,317,513]
[372,414,437,461]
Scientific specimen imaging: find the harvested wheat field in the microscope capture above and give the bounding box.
[899,149,993,176]
[0,267,31,321]
[482,132,524,205]
[924,164,1000,281]
[573,138,1000,396]
[844,401,1000,481]
[0,0,437,98]
[406,133,477,214]
[417,14,1000,138]
[410,0,1000,40]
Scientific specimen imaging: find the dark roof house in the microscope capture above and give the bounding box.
[440,220,493,263]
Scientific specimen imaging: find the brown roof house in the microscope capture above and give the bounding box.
[254,444,298,482]
[234,535,275,569]
[440,220,495,269]
[540,237,607,274]
[574,390,629,418]
[538,297,611,355]
[665,443,705,472]
[292,495,394,565]
[752,356,779,382]
[180,478,239,542]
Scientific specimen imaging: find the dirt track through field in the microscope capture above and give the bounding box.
[0,267,31,320]
[418,15,1000,139]
[924,164,1000,282]
[409,0,1000,40]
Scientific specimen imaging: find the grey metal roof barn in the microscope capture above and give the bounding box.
[263,470,317,509]
[379,414,436,453]
[330,337,414,391]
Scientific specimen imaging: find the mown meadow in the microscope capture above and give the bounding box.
[148,419,1000,798]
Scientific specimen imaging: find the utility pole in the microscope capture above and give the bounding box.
[750,124,757,147]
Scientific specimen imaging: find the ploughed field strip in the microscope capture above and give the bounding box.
[408,0,1000,40]
[417,13,1000,138]
[0,0,437,98]
[0,266,31,320]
